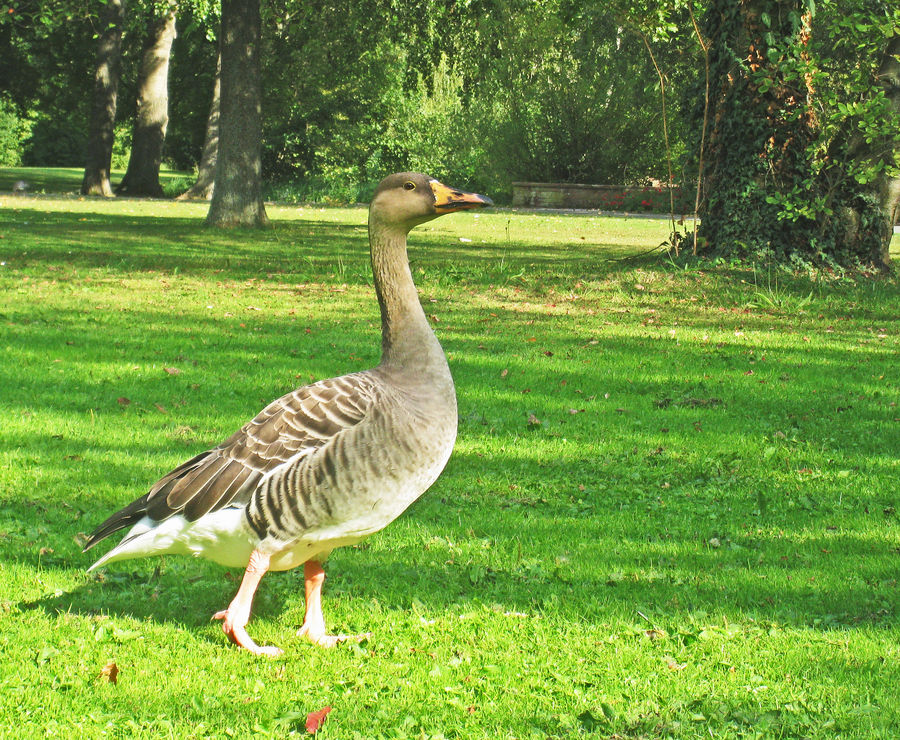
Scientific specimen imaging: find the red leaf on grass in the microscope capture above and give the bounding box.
[306,706,332,734]
[99,660,119,684]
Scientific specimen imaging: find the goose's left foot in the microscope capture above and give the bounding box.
[297,560,371,648]
[213,608,283,656]
[213,549,282,657]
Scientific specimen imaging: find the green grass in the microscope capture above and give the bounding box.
[0,187,899,738]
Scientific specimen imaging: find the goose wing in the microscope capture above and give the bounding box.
[84,373,379,549]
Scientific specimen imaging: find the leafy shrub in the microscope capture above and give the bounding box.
[111,122,132,170]
[0,97,29,167]
[22,118,86,167]
[264,177,378,205]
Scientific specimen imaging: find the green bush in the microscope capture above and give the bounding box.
[263,177,378,205]
[0,97,28,167]
[111,122,132,170]
[22,118,86,167]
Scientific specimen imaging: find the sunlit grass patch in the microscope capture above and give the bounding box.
[0,192,898,737]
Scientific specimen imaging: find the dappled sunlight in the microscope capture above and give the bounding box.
[1,193,898,736]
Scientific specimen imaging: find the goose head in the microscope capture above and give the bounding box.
[368,172,492,233]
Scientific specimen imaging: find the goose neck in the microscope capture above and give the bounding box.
[368,221,442,371]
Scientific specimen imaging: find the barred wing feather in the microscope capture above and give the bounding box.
[84,373,378,550]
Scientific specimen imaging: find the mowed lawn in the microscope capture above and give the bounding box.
[0,185,899,738]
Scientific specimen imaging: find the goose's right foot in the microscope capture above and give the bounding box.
[297,560,371,648]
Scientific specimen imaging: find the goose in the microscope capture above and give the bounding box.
[84,172,492,656]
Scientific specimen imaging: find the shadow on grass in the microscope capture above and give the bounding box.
[0,204,678,281]
[14,488,898,642]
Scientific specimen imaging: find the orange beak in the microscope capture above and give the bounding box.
[430,180,493,214]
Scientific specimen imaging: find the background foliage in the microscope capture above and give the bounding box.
[0,0,897,263]
[0,0,693,201]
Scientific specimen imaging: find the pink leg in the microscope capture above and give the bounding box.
[212,549,282,657]
[296,560,370,647]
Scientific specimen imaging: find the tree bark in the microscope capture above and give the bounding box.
[207,0,268,226]
[875,35,900,270]
[81,0,125,197]
[177,50,220,201]
[696,0,816,260]
[116,5,177,197]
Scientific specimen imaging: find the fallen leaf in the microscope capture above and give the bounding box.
[527,413,542,427]
[305,705,332,734]
[154,403,168,414]
[99,660,119,684]
[116,397,130,406]
[500,368,508,378]
[163,367,181,375]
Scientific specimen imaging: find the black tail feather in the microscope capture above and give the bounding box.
[82,494,151,552]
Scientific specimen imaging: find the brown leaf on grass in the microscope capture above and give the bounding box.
[527,413,542,427]
[163,367,181,375]
[500,368,508,378]
[116,397,130,406]
[154,403,168,414]
[305,706,332,734]
[99,660,119,684]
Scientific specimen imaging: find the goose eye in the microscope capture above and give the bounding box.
[403,181,416,191]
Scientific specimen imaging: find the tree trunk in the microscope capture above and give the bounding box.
[207,0,268,227]
[696,0,816,261]
[874,35,900,270]
[177,50,220,201]
[116,5,177,197]
[81,0,125,197]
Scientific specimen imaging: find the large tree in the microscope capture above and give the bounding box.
[693,1,819,261]
[691,0,900,268]
[207,0,267,226]
[873,35,900,267]
[82,0,125,197]
[812,5,900,270]
[116,2,177,197]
